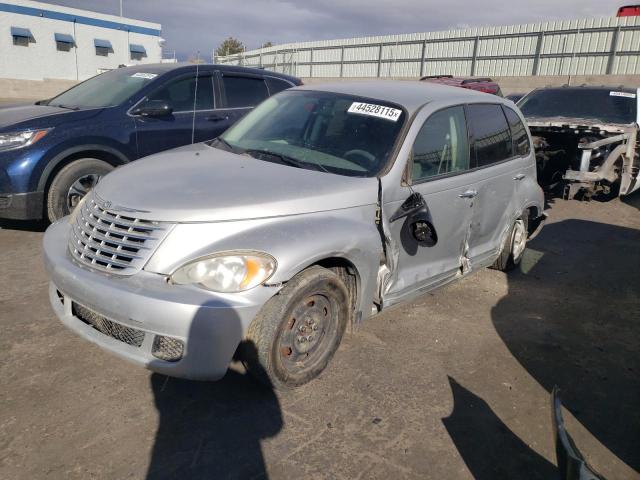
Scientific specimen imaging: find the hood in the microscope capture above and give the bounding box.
[95,143,378,223]
[0,104,101,131]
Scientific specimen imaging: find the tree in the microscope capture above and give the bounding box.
[261,41,273,48]
[216,37,244,57]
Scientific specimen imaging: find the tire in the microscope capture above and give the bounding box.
[491,214,529,272]
[242,266,350,389]
[46,159,113,223]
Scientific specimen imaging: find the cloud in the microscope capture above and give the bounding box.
[42,0,624,59]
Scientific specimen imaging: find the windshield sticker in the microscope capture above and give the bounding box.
[347,102,402,122]
[610,91,636,99]
[131,72,158,79]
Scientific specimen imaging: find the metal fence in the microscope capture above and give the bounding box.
[216,16,640,78]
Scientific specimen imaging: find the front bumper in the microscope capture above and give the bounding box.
[43,221,278,380]
[0,191,43,220]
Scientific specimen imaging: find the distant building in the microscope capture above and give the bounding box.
[0,0,162,81]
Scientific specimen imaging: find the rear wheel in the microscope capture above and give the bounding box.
[242,266,349,389]
[46,158,113,222]
[491,214,529,272]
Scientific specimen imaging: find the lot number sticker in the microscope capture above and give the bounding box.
[131,72,158,79]
[610,91,636,99]
[348,102,402,121]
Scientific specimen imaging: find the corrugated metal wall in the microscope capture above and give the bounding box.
[216,16,640,78]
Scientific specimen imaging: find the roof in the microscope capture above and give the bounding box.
[531,85,637,94]
[294,80,494,114]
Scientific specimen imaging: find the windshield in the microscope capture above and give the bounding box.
[48,68,159,109]
[216,90,406,177]
[519,88,637,124]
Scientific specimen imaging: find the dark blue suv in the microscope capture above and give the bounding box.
[0,63,301,222]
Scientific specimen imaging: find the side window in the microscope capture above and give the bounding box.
[466,104,512,167]
[147,75,214,112]
[266,77,293,95]
[503,106,531,157]
[411,106,470,182]
[222,76,268,108]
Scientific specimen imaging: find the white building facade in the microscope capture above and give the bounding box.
[0,0,162,81]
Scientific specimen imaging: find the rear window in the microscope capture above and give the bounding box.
[466,104,512,167]
[266,77,293,95]
[503,106,530,157]
[519,88,637,124]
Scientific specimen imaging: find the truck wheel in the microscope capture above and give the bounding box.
[491,214,529,272]
[46,159,113,222]
[242,266,349,389]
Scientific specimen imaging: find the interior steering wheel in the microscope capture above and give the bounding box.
[343,149,377,168]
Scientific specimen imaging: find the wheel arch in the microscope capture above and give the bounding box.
[37,144,130,194]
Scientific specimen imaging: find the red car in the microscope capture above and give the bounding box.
[420,75,503,96]
[617,4,640,16]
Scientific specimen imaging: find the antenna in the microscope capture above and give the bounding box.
[191,51,200,144]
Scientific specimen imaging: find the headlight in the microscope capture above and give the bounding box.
[170,252,276,293]
[0,128,51,152]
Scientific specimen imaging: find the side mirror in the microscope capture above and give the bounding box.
[390,192,426,223]
[132,99,173,117]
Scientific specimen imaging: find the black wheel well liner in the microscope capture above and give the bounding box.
[310,257,360,328]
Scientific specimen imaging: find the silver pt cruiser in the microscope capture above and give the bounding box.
[43,81,545,388]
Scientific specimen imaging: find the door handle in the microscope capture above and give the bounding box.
[514,173,526,181]
[458,189,478,199]
[206,114,230,122]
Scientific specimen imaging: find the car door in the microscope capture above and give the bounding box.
[381,105,477,305]
[133,70,216,158]
[464,103,528,267]
[214,72,270,128]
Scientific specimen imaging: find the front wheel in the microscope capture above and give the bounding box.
[46,158,113,222]
[491,215,529,272]
[242,266,349,389]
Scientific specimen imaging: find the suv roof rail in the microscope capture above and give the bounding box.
[461,77,493,84]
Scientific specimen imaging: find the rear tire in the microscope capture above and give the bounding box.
[46,158,113,222]
[491,214,529,272]
[242,266,349,389]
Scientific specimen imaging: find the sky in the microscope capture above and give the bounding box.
[43,0,627,60]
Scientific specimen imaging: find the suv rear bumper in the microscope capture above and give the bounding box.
[0,191,43,220]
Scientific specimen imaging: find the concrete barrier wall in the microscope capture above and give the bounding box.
[1,73,638,102]
[300,74,640,95]
[0,77,78,101]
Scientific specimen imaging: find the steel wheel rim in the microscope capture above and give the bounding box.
[67,174,101,211]
[512,219,527,260]
[278,293,337,375]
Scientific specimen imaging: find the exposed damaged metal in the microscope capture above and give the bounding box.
[520,86,640,200]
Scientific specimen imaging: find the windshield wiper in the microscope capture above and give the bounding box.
[243,148,328,172]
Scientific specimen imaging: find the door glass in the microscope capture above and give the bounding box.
[223,76,268,108]
[147,75,214,112]
[467,104,512,167]
[503,106,531,157]
[411,106,470,182]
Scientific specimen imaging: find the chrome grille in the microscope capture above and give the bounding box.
[69,195,170,275]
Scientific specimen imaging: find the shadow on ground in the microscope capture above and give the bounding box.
[146,301,282,479]
[442,377,557,480]
[492,219,640,472]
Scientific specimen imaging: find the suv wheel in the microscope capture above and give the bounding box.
[242,266,349,389]
[46,159,113,222]
[491,214,529,272]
